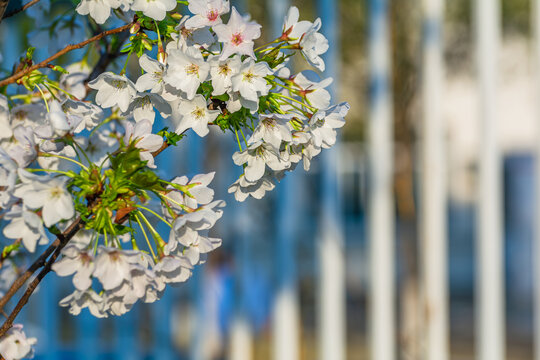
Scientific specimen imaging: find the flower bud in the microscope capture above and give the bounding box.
[130,22,141,34]
[157,48,167,64]
[142,38,153,51]
[171,12,183,20]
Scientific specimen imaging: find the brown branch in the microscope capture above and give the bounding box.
[0,0,9,23]
[0,218,84,314]
[0,217,85,337]
[151,142,170,157]
[0,22,134,88]
[2,0,39,19]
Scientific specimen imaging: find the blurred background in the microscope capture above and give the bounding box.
[2,0,540,359]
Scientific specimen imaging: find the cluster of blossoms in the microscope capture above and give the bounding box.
[0,0,347,358]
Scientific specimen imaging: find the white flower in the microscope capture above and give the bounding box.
[0,95,13,140]
[108,0,131,11]
[0,148,18,207]
[174,94,220,137]
[34,100,81,139]
[180,172,215,207]
[251,113,293,149]
[154,255,193,284]
[14,170,75,227]
[61,99,105,132]
[172,199,225,232]
[9,103,45,129]
[213,6,261,60]
[209,55,241,95]
[281,6,313,43]
[52,244,95,291]
[59,62,92,100]
[308,102,349,148]
[76,0,111,24]
[287,128,312,164]
[185,0,230,29]
[88,72,137,112]
[131,0,176,20]
[293,71,332,109]
[231,58,272,105]
[182,234,221,265]
[3,205,48,253]
[232,140,289,182]
[123,120,163,168]
[93,247,140,291]
[164,47,210,100]
[167,16,216,52]
[120,265,160,305]
[125,93,172,123]
[228,173,275,201]
[299,19,329,72]
[0,324,37,360]
[59,289,107,318]
[6,126,37,167]
[135,54,166,93]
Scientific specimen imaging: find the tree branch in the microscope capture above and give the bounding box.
[2,0,40,19]
[0,217,85,337]
[0,21,133,88]
[0,141,172,337]
[0,0,9,23]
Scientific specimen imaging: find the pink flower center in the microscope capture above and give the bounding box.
[231,33,243,46]
[207,10,219,21]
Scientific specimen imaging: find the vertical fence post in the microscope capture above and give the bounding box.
[533,1,540,359]
[420,0,448,358]
[228,202,254,360]
[475,0,504,359]
[368,0,395,359]
[267,1,301,360]
[316,0,346,359]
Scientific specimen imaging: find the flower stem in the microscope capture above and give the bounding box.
[25,168,74,177]
[39,152,89,171]
[134,212,157,261]
[35,85,49,112]
[235,128,243,152]
[135,204,172,228]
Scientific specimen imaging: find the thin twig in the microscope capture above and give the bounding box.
[0,22,133,88]
[2,0,40,19]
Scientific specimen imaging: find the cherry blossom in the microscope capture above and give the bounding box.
[0,324,37,360]
[186,0,230,29]
[76,0,111,24]
[174,95,220,136]
[213,6,261,60]
[3,205,48,253]
[88,72,137,112]
[131,0,176,21]
[164,47,210,100]
[14,170,75,227]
